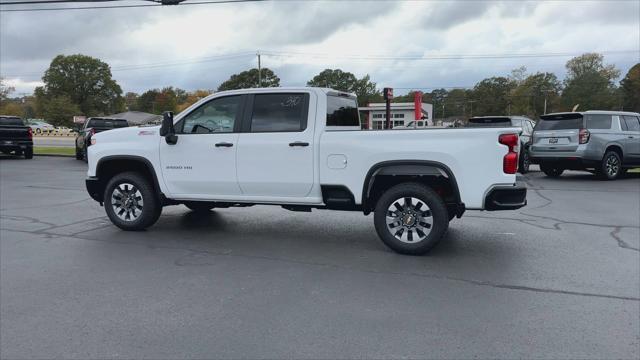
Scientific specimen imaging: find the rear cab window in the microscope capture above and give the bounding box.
[327,94,359,128]
[0,117,25,126]
[536,114,584,130]
[250,93,309,132]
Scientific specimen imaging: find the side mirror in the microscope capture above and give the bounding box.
[160,111,178,145]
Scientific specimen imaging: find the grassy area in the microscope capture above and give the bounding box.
[34,146,75,156]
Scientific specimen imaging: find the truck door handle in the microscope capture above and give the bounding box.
[215,142,233,147]
[629,136,635,139]
[289,142,309,147]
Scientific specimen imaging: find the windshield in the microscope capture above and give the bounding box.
[536,115,584,130]
[327,95,359,127]
[0,117,25,126]
[86,118,128,128]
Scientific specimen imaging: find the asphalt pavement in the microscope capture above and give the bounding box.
[1,156,639,359]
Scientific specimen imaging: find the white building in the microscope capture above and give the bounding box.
[359,102,434,129]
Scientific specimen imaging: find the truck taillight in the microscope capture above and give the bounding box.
[579,128,590,144]
[27,127,33,140]
[499,133,519,174]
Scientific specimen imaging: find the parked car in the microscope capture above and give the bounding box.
[75,117,128,161]
[530,111,640,180]
[26,119,55,135]
[398,119,429,129]
[467,116,536,174]
[54,126,77,136]
[84,87,526,255]
[0,115,33,159]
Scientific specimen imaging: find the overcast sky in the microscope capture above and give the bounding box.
[1,0,639,96]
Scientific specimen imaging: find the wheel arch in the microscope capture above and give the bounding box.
[91,155,162,202]
[604,144,623,160]
[361,160,463,216]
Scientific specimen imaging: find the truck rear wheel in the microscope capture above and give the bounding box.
[373,182,448,255]
[24,147,33,159]
[104,172,161,231]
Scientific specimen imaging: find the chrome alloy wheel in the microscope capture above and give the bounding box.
[605,155,619,177]
[385,197,433,243]
[111,183,144,222]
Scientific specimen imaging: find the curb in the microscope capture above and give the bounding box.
[34,153,74,158]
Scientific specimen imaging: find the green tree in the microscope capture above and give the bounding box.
[34,87,80,126]
[35,54,124,116]
[511,72,562,117]
[620,63,640,112]
[307,69,380,105]
[218,68,279,91]
[561,53,620,111]
[136,87,180,114]
[471,77,516,116]
[136,89,160,114]
[0,77,15,104]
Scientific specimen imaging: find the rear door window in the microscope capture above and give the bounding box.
[585,114,612,129]
[622,115,640,131]
[250,93,309,132]
[327,95,359,127]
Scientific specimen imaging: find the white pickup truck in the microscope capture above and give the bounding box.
[86,87,526,255]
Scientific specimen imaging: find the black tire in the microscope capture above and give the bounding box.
[597,151,622,180]
[184,202,216,212]
[24,147,33,159]
[518,148,530,174]
[75,146,83,160]
[373,182,449,255]
[104,172,162,231]
[540,164,563,178]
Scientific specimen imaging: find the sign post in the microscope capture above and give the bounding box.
[383,87,393,129]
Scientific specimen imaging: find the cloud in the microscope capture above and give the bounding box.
[0,0,638,95]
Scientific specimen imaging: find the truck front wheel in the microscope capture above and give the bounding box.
[373,182,449,255]
[104,172,161,231]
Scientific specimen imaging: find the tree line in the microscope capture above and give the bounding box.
[0,52,638,127]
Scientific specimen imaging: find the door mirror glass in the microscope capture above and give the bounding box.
[160,111,178,145]
[160,112,175,136]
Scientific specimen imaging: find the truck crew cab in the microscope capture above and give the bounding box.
[85,87,526,255]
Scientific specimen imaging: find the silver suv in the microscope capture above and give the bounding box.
[530,111,640,180]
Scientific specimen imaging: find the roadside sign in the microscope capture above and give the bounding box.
[383,87,393,100]
[73,116,86,124]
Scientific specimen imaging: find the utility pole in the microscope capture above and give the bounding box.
[442,103,445,122]
[257,51,262,88]
[542,89,553,114]
[468,100,477,117]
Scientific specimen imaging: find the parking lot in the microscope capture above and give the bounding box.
[1,156,638,359]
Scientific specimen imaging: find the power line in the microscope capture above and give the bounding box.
[0,0,264,11]
[0,0,124,5]
[261,49,639,61]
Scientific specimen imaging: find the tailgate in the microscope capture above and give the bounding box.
[532,129,579,152]
[0,127,30,142]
